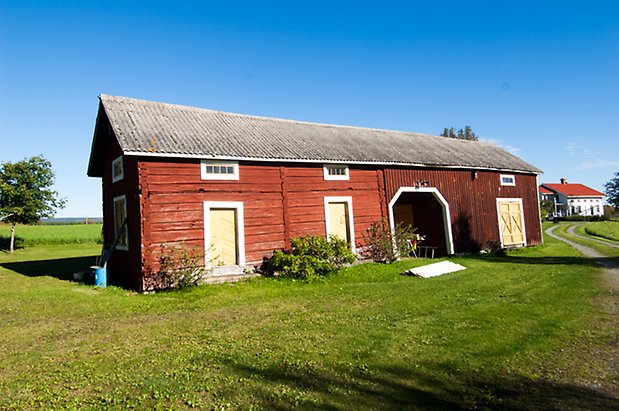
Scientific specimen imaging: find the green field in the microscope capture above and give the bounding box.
[585,220,619,242]
[0,226,617,409]
[0,223,102,249]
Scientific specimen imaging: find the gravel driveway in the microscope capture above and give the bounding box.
[545,224,618,398]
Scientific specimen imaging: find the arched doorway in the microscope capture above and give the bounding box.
[388,187,455,255]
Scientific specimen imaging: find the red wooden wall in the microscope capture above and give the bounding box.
[100,138,143,290]
[98,137,540,291]
[136,159,385,290]
[383,167,542,252]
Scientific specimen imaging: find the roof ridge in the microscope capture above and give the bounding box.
[99,94,494,146]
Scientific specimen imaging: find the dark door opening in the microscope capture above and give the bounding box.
[390,191,452,256]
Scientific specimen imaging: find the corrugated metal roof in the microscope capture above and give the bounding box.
[96,94,542,174]
[541,183,605,197]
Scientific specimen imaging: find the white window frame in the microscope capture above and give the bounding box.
[323,164,349,181]
[200,160,239,180]
[113,195,128,251]
[323,196,355,253]
[500,174,516,186]
[203,201,245,268]
[112,156,124,183]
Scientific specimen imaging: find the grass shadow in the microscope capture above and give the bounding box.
[474,254,619,269]
[220,358,618,410]
[0,255,98,282]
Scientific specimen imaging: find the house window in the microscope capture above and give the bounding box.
[113,195,128,251]
[112,156,124,183]
[323,164,349,180]
[500,174,515,186]
[200,160,239,180]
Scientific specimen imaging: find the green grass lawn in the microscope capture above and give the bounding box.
[585,220,619,243]
[0,233,616,409]
[0,223,102,249]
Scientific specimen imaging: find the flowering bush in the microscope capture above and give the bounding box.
[361,219,417,263]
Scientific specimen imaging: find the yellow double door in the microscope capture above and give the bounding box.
[498,200,525,246]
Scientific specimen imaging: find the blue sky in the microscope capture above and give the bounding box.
[1,1,618,217]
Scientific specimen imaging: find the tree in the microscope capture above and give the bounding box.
[604,172,619,209]
[539,199,554,221]
[0,156,65,253]
[440,125,479,141]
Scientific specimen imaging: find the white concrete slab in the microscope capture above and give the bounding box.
[403,261,466,278]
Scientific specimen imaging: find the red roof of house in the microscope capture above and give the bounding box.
[538,186,554,194]
[541,183,604,197]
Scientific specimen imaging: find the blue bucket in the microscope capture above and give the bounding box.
[91,266,107,287]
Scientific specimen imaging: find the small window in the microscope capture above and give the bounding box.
[113,195,128,251]
[201,160,239,180]
[112,156,124,183]
[323,164,349,180]
[500,174,515,186]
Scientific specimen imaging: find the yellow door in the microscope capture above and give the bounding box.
[499,201,525,246]
[210,209,237,265]
[393,203,414,228]
[328,202,350,243]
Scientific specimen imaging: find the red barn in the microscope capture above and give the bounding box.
[87,95,543,291]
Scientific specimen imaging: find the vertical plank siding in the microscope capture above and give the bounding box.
[383,167,542,252]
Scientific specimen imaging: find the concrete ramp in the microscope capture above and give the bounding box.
[403,261,466,278]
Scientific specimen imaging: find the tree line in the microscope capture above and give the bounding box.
[440,125,478,141]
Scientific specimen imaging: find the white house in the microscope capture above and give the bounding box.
[539,178,605,217]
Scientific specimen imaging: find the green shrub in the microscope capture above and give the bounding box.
[361,219,418,263]
[261,235,356,280]
[146,243,208,290]
[485,240,507,256]
[539,200,554,221]
[554,215,608,222]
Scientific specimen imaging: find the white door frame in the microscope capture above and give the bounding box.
[496,198,527,247]
[324,196,356,253]
[536,175,544,244]
[203,201,245,267]
[388,187,455,255]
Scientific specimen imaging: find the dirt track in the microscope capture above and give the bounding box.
[546,225,619,290]
[545,224,618,398]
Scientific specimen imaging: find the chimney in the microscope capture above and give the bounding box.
[560,178,567,184]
